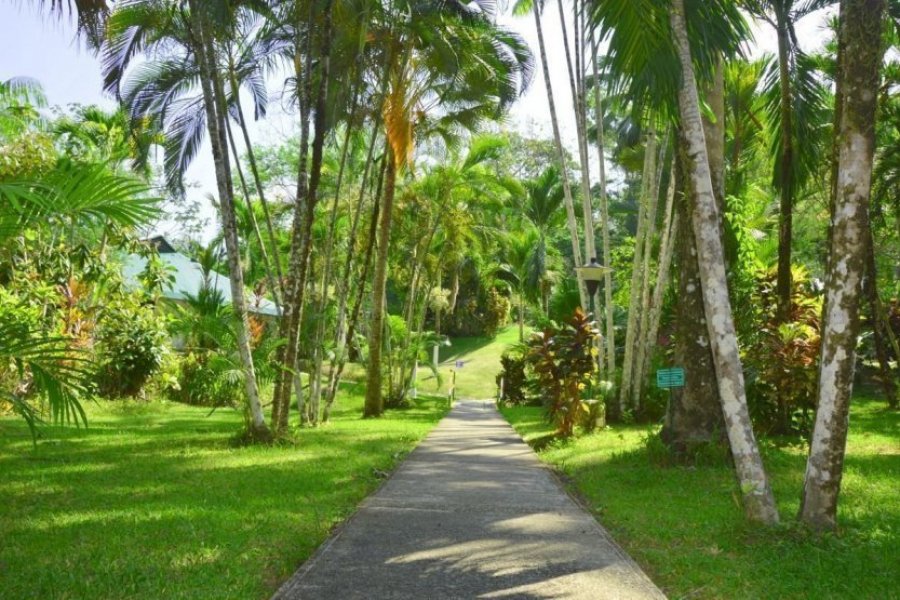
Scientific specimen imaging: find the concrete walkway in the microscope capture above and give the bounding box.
[274,400,665,599]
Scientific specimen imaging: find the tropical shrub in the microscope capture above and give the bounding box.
[169,351,242,408]
[445,264,511,338]
[496,349,530,406]
[482,288,511,338]
[743,267,822,435]
[94,301,168,398]
[524,309,600,437]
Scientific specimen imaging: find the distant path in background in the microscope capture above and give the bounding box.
[274,400,665,599]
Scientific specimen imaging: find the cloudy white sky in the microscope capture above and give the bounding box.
[0,2,835,239]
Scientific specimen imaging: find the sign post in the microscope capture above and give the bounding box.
[656,368,685,389]
[448,369,457,408]
[657,367,685,410]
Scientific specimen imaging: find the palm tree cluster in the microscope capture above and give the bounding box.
[10,0,896,537]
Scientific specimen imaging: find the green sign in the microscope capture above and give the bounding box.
[657,367,685,389]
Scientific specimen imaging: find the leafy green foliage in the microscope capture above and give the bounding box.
[0,159,157,242]
[525,309,600,437]
[496,349,530,407]
[94,301,168,399]
[743,267,822,435]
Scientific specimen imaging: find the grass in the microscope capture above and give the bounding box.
[0,389,447,600]
[501,394,900,599]
[426,325,522,399]
[343,325,523,400]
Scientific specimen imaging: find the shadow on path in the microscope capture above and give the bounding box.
[273,401,666,599]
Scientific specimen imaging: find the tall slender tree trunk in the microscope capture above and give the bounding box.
[619,130,657,414]
[800,0,884,531]
[775,13,796,322]
[308,94,360,426]
[634,161,676,407]
[663,54,727,453]
[864,222,898,407]
[556,0,596,265]
[229,69,286,299]
[631,137,667,411]
[704,58,727,220]
[670,0,779,524]
[272,1,334,432]
[326,160,383,421]
[271,34,313,433]
[532,1,588,308]
[323,125,382,417]
[663,151,724,451]
[189,0,269,440]
[364,149,397,418]
[592,43,616,377]
[224,115,281,310]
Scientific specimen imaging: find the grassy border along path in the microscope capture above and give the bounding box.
[0,390,448,599]
[501,394,899,599]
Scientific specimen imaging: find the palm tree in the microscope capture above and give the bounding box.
[744,0,830,321]
[669,0,779,525]
[800,0,885,532]
[587,0,748,440]
[590,46,616,377]
[514,0,588,309]
[53,105,160,176]
[521,166,565,315]
[34,0,109,45]
[498,229,544,342]
[363,0,533,417]
[103,0,271,440]
[0,77,47,139]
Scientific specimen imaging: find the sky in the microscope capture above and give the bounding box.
[0,2,835,239]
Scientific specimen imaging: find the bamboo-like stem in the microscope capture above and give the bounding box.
[591,41,616,377]
[618,129,657,414]
[532,0,588,308]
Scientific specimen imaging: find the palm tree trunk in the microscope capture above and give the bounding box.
[364,148,396,418]
[618,130,657,414]
[633,159,675,409]
[224,115,281,309]
[272,0,334,432]
[663,150,724,451]
[189,0,269,440]
[532,0,588,308]
[632,136,667,411]
[324,148,383,418]
[775,13,795,322]
[230,74,286,298]
[271,38,313,433]
[308,94,361,426]
[519,295,525,342]
[662,55,727,452]
[326,160,383,421]
[556,0,596,265]
[800,0,884,531]
[670,0,778,525]
[592,42,616,377]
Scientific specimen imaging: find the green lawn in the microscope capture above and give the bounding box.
[426,325,522,399]
[0,390,447,599]
[501,395,899,599]
[343,325,523,400]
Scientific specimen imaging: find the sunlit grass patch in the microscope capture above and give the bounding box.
[0,389,447,599]
[501,394,899,599]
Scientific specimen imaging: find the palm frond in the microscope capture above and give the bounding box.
[0,160,158,241]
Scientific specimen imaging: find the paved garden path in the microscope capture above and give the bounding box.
[274,400,666,599]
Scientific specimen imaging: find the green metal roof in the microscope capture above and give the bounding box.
[122,247,280,317]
